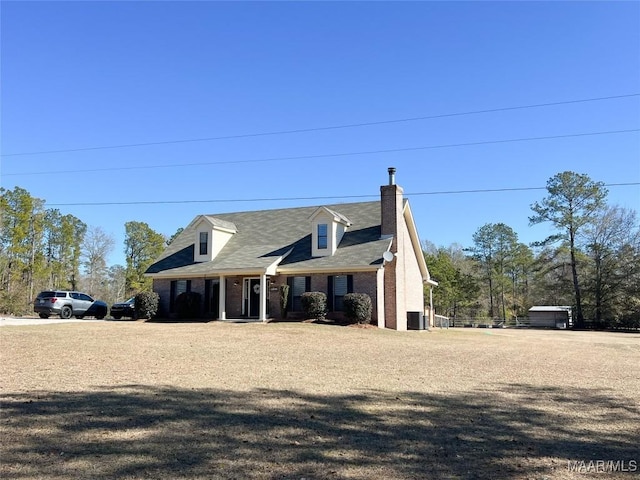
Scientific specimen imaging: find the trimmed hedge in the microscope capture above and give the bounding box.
[134,291,159,320]
[344,293,372,324]
[175,291,202,319]
[301,292,327,320]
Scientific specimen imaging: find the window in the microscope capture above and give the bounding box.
[288,276,310,311]
[170,279,191,313]
[199,232,208,255]
[317,223,328,249]
[333,275,348,311]
[204,279,220,317]
[328,275,353,311]
[175,280,188,297]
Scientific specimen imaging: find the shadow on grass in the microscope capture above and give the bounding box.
[1,385,638,479]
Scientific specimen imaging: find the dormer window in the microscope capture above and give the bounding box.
[309,207,352,257]
[199,232,208,255]
[193,215,237,262]
[317,224,328,249]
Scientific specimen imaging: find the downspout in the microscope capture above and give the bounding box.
[219,275,226,320]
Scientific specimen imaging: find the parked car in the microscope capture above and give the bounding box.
[110,297,136,320]
[33,290,108,319]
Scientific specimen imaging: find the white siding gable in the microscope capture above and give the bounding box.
[193,216,236,262]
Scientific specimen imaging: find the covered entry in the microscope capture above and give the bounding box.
[243,278,260,317]
[242,276,270,319]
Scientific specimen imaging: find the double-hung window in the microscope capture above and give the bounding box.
[199,232,208,255]
[288,276,310,312]
[328,275,353,311]
[317,224,328,249]
[170,279,191,313]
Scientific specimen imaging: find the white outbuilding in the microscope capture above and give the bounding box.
[527,306,573,329]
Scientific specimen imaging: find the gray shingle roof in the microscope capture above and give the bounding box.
[146,201,389,276]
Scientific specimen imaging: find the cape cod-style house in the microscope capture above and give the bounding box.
[145,168,437,330]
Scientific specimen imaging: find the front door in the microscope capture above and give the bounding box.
[243,278,261,317]
[249,278,260,317]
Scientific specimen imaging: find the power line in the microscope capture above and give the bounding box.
[4,128,639,177]
[2,93,638,157]
[45,182,640,207]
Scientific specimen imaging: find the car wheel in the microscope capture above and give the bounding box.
[38,313,49,319]
[60,306,73,319]
[113,315,122,320]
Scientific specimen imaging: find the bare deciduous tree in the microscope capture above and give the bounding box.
[82,226,115,296]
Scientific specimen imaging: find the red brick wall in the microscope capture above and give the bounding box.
[154,273,379,321]
[270,272,379,322]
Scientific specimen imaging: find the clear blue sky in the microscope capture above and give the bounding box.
[2,1,639,267]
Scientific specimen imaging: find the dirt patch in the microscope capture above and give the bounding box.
[1,323,638,479]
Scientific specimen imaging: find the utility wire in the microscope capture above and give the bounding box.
[2,93,638,157]
[4,128,639,177]
[45,182,640,207]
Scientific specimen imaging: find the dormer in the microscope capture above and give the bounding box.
[194,216,237,262]
[309,207,352,257]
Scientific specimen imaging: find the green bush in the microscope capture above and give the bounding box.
[135,291,159,319]
[301,291,327,320]
[617,315,640,330]
[343,293,372,324]
[175,291,202,319]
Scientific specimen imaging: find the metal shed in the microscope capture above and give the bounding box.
[527,306,573,329]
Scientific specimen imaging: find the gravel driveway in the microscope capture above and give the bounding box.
[0,316,104,326]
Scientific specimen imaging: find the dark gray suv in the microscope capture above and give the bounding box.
[33,291,108,319]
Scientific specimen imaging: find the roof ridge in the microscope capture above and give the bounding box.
[202,200,379,217]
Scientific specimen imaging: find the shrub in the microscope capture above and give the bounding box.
[135,291,159,320]
[343,293,372,324]
[279,284,290,319]
[301,292,327,320]
[0,290,23,316]
[175,291,202,319]
[617,315,640,330]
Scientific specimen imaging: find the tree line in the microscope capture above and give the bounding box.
[425,172,639,329]
[0,186,166,314]
[2,171,638,328]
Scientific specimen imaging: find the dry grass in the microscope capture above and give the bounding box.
[1,321,638,479]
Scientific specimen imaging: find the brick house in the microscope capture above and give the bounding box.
[145,168,437,330]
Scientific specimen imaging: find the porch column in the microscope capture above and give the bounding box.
[429,285,434,327]
[259,273,267,322]
[219,275,226,320]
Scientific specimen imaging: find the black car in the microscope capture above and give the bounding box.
[110,297,136,320]
[33,290,108,319]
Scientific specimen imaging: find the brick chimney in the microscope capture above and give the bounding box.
[380,167,405,330]
[381,167,403,239]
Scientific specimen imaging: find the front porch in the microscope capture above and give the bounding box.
[161,274,276,322]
